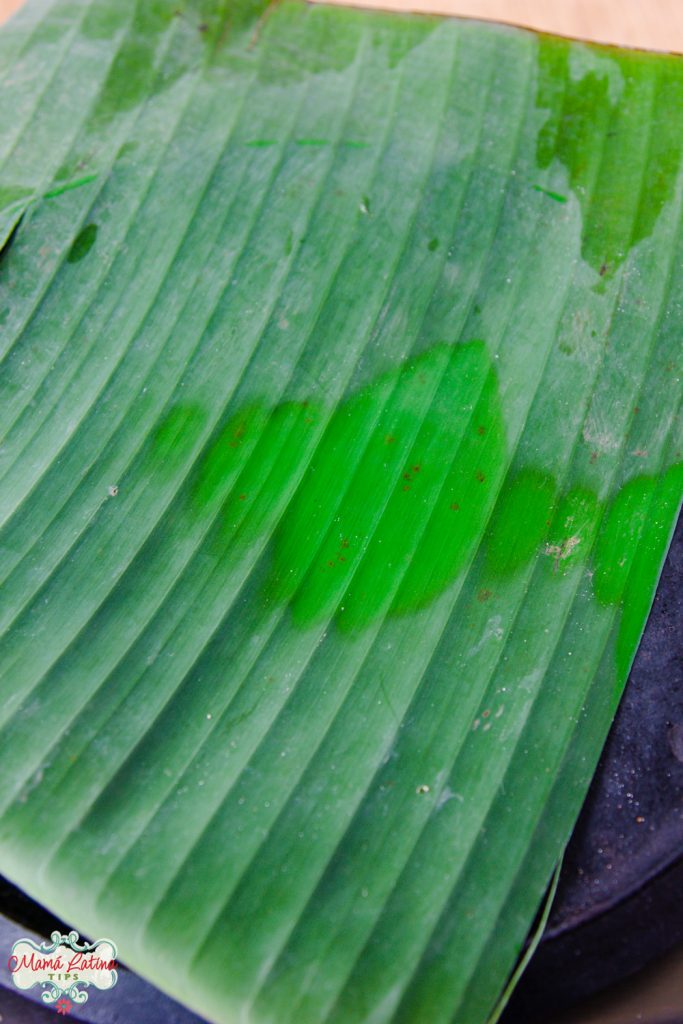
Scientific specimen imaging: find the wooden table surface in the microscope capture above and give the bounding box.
[0,0,21,24]
[315,0,683,52]
[0,0,682,1021]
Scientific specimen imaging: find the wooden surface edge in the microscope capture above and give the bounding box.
[311,0,683,52]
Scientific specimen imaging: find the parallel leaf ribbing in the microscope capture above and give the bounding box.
[0,3,682,1024]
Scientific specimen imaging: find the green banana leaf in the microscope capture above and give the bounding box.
[0,1,681,1021]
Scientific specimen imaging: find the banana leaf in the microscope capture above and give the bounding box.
[0,1,681,1022]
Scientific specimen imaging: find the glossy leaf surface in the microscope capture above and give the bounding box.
[0,2,681,1022]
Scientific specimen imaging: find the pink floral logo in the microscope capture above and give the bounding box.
[8,930,118,1011]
